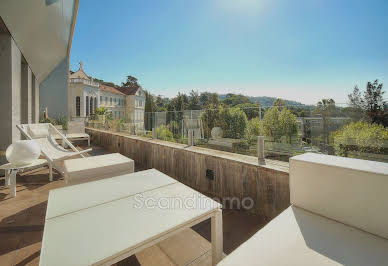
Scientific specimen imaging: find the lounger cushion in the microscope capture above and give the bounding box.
[63,153,134,185]
[217,206,388,266]
[28,124,50,138]
[290,153,388,239]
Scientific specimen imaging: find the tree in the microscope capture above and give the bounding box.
[245,117,263,143]
[262,107,282,142]
[188,90,201,110]
[315,99,336,145]
[219,108,248,139]
[235,103,260,120]
[348,80,387,126]
[122,75,140,89]
[222,94,251,107]
[279,108,298,143]
[273,98,285,107]
[262,106,298,143]
[144,91,157,130]
[200,105,223,139]
[210,93,220,106]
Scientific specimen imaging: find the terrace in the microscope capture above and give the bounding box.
[0,1,387,265]
[0,144,267,266]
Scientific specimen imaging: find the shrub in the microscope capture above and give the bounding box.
[156,125,175,142]
[95,107,107,115]
[331,121,388,156]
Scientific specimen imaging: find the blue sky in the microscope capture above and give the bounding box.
[70,0,388,104]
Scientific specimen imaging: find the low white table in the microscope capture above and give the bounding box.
[40,169,223,266]
[0,159,47,197]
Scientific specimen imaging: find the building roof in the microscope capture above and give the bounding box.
[99,84,126,96]
[117,87,142,96]
[70,62,92,80]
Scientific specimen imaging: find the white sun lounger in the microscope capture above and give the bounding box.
[16,123,92,181]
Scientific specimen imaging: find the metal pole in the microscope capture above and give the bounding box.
[152,128,157,139]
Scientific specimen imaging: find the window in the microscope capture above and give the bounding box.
[90,97,94,115]
[86,96,89,116]
[110,97,112,105]
[100,96,102,103]
[94,97,97,112]
[105,97,108,104]
[76,96,80,117]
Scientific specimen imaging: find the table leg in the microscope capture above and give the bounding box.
[5,169,10,187]
[211,209,223,266]
[9,170,17,197]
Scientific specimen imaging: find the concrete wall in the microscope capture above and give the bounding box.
[0,33,21,159]
[39,58,68,120]
[21,63,32,124]
[86,128,291,221]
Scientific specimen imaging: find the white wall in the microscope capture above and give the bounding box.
[39,58,68,119]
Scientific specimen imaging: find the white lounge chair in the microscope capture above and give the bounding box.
[16,123,92,181]
[66,121,90,146]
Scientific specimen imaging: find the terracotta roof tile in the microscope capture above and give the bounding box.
[99,84,126,95]
[117,87,140,95]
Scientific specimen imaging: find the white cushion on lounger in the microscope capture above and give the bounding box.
[218,206,388,266]
[28,124,50,138]
[63,153,134,185]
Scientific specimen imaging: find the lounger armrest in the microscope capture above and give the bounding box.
[49,124,80,151]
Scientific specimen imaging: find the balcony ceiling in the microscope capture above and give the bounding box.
[0,0,78,82]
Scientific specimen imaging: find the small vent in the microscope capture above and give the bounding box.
[206,169,215,180]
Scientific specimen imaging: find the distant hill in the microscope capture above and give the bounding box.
[218,94,306,107]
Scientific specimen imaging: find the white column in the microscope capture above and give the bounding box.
[21,63,32,124]
[32,74,40,123]
[81,91,86,117]
[211,209,223,266]
[0,33,22,152]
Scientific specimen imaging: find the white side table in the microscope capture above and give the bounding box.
[0,159,47,197]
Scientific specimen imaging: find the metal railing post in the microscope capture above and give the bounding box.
[257,136,265,165]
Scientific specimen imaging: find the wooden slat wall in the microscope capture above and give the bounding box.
[86,128,290,221]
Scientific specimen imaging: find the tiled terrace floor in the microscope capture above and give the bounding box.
[0,145,266,266]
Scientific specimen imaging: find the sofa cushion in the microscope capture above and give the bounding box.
[290,153,388,239]
[218,206,388,266]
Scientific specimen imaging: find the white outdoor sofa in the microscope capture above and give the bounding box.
[17,123,92,181]
[218,153,388,266]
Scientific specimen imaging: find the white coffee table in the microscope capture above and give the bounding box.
[0,159,47,197]
[40,169,223,266]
